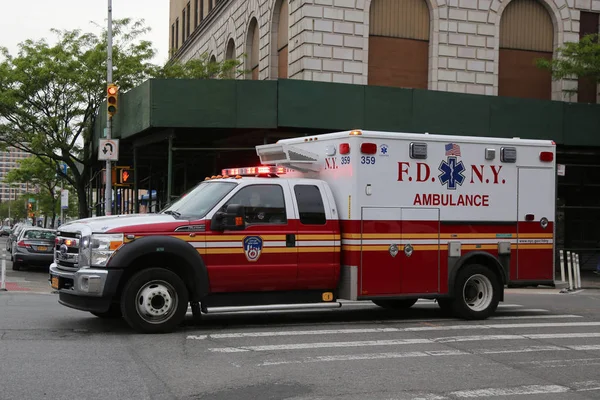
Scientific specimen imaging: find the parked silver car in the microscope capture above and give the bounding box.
[12,227,56,271]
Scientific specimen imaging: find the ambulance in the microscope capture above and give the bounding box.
[49,129,556,333]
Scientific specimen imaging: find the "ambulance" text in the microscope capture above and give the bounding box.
[413,193,490,207]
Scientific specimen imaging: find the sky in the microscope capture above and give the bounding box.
[2,0,170,66]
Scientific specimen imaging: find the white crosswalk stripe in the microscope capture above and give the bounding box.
[183,300,600,399]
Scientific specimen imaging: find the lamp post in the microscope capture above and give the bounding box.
[105,0,114,216]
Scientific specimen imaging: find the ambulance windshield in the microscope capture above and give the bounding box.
[161,181,237,219]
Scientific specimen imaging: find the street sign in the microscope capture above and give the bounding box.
[61,189,69,210]
[98,139,119,161]
[60,163,68,175]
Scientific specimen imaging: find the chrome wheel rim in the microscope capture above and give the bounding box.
[135,280,178,324]
[462,274,493,312]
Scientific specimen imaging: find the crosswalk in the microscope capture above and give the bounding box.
[184,299,600,399]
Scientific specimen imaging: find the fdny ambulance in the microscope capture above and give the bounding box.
[49,129,556,333]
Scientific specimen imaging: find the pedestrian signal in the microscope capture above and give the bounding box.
[117,167,133,185]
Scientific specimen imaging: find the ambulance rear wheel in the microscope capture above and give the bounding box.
[372,299,418,310]
[120,268,189,334]
[452,264,500,320]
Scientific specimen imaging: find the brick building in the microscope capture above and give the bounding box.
[169,0,599,103]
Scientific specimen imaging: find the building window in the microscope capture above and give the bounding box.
[367,0,430,89]
[182,9,186,42]
[171,24,175,52]
[577,12,599,104]
[175,18,179,49]
[186,2,191,38]
[246,18,260,80]
[498,0,554,100]
[194,0,198,28]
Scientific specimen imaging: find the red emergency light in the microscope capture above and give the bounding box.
[339,143,350,155]
[221,166,287,177]
[539,151,554,162]
[360,143,377,154]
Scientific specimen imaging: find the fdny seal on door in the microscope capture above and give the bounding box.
[243,236,263,262]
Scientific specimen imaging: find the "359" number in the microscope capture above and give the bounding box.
[361,156,375,165]
[341,156,351,165]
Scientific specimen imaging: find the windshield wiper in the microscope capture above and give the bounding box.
[163,210,181,218]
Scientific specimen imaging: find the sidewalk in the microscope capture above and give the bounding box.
[554,269,600,291]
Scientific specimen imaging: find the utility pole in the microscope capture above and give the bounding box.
[105,0,113,216]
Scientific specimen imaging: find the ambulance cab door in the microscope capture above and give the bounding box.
[206,182,298,293]
[359,207,402,296]
[291,181,339,290]
[400,208,440,294]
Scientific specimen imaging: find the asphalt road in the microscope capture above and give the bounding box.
[1,239,600,400]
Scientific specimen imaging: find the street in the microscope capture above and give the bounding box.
[1,240,600,399]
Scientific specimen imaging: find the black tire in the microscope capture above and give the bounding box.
[12,261,21,271]
[91,304,122,319]
[120,268,189,334]
[450,264,501,320]
[372,299,418,309]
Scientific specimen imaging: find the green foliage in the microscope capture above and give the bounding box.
[158,52,244,79]
[0,19,158,218]
[0,18,247,218]
[536,33,600,95]
[3,156,62,225]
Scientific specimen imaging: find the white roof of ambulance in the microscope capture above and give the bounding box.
[276,130,555,147]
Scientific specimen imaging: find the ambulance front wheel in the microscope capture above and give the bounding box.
[120,267,189,334]
[451,264,501,320]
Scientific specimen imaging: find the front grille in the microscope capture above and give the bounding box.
[55,233,81,271]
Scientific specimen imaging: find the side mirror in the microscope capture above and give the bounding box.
[211,204,246,231]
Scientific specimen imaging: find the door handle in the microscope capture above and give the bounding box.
[286,234,296,247]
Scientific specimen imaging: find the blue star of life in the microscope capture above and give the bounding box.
[438,156,466,190]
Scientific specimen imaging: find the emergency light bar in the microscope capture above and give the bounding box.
[221,166,288,177]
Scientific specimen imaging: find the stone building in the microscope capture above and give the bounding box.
[169,0,599,103]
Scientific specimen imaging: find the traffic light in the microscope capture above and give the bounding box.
[107,84,119,117]
[116,167,133,185]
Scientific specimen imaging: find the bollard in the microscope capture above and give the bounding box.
[567,251,574,291]
[559,250,565,283]
[575,254,581,289]
[1,249,6,291]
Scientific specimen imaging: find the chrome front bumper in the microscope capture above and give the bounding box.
[49,263,110,297]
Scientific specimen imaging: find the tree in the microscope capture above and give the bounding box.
[536,33,600,98]
[0,18,241,219]
[3,156,61,227]
[159,52,244,79]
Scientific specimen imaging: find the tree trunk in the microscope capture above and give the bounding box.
[76,178,89,219]
[44,215,48,228]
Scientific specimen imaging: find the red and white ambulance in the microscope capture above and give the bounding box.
[49,129,556,333]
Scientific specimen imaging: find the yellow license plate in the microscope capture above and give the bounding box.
[38,246,48,251]
[51,276,59,289]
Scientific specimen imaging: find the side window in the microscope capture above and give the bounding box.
[225,184,287,225]
[294,185,326,225]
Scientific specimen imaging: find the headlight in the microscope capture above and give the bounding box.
[90,233,124,267]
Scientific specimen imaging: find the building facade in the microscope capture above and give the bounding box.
[169,0,599,103]
[0,147,32,202]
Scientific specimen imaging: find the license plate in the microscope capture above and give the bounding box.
[51,276,59,290]
[38,246,48,251]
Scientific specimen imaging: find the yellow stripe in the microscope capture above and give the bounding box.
[297,234,341,240]
[342,244,554,251]
[203,235,287,241]
[342,233,553,240]
[196,247,340,255]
